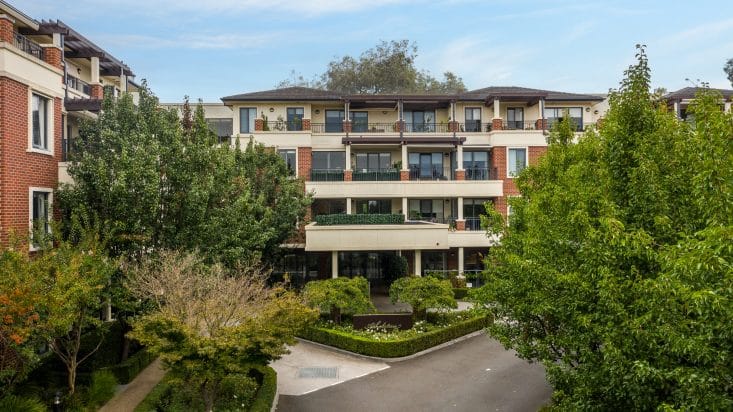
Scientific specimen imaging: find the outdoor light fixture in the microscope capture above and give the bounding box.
[585,107,591,112]
[269,107,275,113]
[315,109,320,114]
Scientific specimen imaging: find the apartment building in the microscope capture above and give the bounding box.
[663,87,733,121]
[175,85,603,284]
[0,0,137,247]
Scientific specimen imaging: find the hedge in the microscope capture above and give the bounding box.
[315,213,404,225]
[247,365,277,412]
[299,315,491,358]
[102,348,156,384]
[453,288,469,299]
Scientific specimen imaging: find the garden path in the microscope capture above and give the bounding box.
[99,358,165,412]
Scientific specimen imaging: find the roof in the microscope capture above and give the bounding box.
[0,0,39,30]
[221,87,341,102]
[662,87,733,101]
[461,86,604,102]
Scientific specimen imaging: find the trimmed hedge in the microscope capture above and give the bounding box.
[453,288,469,299]
[315,213,404,225]
[248,365,277,412]
[299,315,491,358]
[102,348,156,384]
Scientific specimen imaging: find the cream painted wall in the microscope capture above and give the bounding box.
[306,180,503,198]
[305,223,450,251]
[232,102,313,133]
[0,45,64,98]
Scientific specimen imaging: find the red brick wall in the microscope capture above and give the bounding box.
[91,84,103,99]
[0,17,13,44]
[297,147,312,181]
[491,146,548,218]
[529,147,547,165]
[0,77,60,246]
[43,47,63,70]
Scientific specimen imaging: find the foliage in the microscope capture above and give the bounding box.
[0,394,46,412]
[383,254,408,284]
[85,370,118,409]
[452,288,469,300]
[300,314,490,357]
[315,213,404,225]
[473,45,733,410]
[127,251,316,412]
[389,276,457,320]
[725,57,733,87]
[245,365,278,412]
[58,89,309,267]
[103,349,155,384]
[302,277,374,324]
[278,40,466,94]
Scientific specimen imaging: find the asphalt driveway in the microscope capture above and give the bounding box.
[277,334,552,412]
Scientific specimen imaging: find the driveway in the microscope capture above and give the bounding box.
[276,334,552,412]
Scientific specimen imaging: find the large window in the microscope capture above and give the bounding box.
[355,153,391,171]
[31,190,51,245]
[350,112,368,132]
[506,108,524,130]
[278,149,296,176]
[465,107,482,132]
[287,107,304,131]
[404,110,435,132]
[239,107,256,133]
[355,199,391,214]
[325,110,344,132]
[312,151,345,171]
[507,148,527,177]
[206,118,233,143]
[408,199,448,222]
[32,93,49,150]
[463,151,490,180]
[408,152,444,180]
[544,107,583,131]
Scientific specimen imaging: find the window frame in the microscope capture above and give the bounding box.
[464,107,482,132]
[506,147,528,178]
[239,107,256,133]
[29,187,53,251]
[543,107,583,131]
[277,149,297,176]
[29,92,53,154]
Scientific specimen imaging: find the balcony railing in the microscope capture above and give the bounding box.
[465,167,497,180]
[66,75,91,95]
[13,32,45,61]
[465,217,482,231]
[310,122,453,133]
[409,166,445,180]
[262,120,304,132]
[410,216,456,227]
[352,169,400,181]
[459,122,492,132]
[310,169,344,182]
[503,120,539,130]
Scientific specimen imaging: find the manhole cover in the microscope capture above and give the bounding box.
[298,367,338,379]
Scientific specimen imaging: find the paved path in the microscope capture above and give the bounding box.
[99,359,165,412]
[277,334,551,412]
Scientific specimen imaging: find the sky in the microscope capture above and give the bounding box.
[20,0,733,102]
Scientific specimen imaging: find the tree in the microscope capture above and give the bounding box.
[725,58,733,87]
[302,277,374,324]
[473,45,733,410]
[278,40,466,94]
[389,276,456,321]
[126,251,317,412]
[58,89,309,267]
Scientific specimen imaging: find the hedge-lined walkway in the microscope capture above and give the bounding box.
[99,359,165,412]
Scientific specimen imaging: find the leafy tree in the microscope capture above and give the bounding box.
[473,45,733,410]
[58,89,309,267]
[126,251,317,412]
[278,40,466,94]
[389,276,456,320]
[725,58,733,87]
[302,277,374,324]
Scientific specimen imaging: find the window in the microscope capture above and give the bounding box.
[278,149,296,176]
[422,251,447,274]
[32,93,49,150]
[408,199,447,222]
[239,108,256,133]
[408,152,444,179]
[544,107,583,131]
[31,190,51,246]
[350,112,368,132]
[465,107,482,132]
[355,153,391,171]
[506,108,524,130]
[312,151,345,171]
[205,118,233,142]
[325,110,344,132]
[355,199,391,214]
[404,110,435,132]
[312,199,346,215]
[463,151,490,180]
[287,107,304,131]
[464,198,490,230]
[507,148,527,177]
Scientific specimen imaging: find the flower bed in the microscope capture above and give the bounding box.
[299,311,491,358]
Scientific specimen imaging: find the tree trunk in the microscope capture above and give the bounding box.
[330,306,342,324]
[67,361,77,395]
[120,321,132,361]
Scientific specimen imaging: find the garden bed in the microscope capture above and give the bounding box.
[299,311,491,358]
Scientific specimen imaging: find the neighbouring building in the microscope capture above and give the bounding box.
[662,87,733,121]
[0,0,138,248]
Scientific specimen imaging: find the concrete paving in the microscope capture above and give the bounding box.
[277,334,552,412]
[271,339,389,396]
[99,358,166,412]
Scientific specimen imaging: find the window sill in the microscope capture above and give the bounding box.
[27,147,54,156]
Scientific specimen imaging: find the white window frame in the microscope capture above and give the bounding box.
[277,148,298,177]
[29,187,53,251]
[506,147,528,178]
[28,91,54,155]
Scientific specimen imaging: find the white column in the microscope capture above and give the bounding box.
[346,198,352,214]
[52,33,62,47]
[331,251,338,278]
[457,197,464,220]
[402,197,408,219]
[493,98,500,119]
[725,101,732,113]
[673,101,680,118]
[401,144,408,170]
[345,144,351,170]
[414,250,422,277]
[456,145,464,170]
[120,74,127,93]
[91,57,100,84]
[458,247,465,276]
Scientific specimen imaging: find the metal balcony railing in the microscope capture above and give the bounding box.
[465,217,482,231]
[409,166,445,180]
[262,120,304,132]
[464,167,497,180]
[310,169,344,181]
[13,32,44,61]
[503,120,538,130]
[66,75,91,95]
[352,169,400,181]
[459,121,492,132]
[310,122,453,133]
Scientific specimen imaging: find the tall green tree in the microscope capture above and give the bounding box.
[278,40,466,94]
[473,46,733,410]
[725,57,733,87]
[58,88,309,267]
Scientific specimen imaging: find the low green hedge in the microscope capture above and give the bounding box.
[315,213,404,225]
[247,365,277,412]
[453,288,469,299]
[299,315,491,358]
[102,349,155,384]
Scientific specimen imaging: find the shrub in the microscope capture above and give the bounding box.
[453,288,468,299]
[85,370,118,408]
[389,276,457,320]
[300,315,490,357]
[302,276,374,324]
[248,365,277,412]
[315,214,404,225]
[103,349,155,384]
[0,395,46,412]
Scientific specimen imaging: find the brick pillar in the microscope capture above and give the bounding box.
[90,84,103,99]
[535,119,547,130]
[302,118,311,131]
[456,220,466,231]
[529,147,547,166]
[400,170,410,181]
[255,118,264,131]
[492,118,503,131]
[42,46,63,70]
[298,147,312,181]
[454,170,465,180]
[343,120,352,133]
[448,121,459,133]
[344,170,352,181]
[0,15,14,44]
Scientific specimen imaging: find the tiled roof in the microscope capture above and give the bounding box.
[221,87,341,101]
[662,87,733,101]
[461,86,604,101]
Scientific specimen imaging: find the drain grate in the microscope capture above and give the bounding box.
[298,367,338,379]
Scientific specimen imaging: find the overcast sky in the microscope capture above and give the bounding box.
[21,0,733,102]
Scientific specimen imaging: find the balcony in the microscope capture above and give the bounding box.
[352,169,400,181]
[305,221,449,251]
[459,121,492,133]
[262,120,304,132]
[465,167,497,180]
[409,166,445,181]
[465,217,482,231]
[66,75,91,96]
[310,168,344,182]
[503,120,540,130]
[306,179,503,198]
[13,32,44,61]
[311,122,452,134]
[315,214,404,225]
